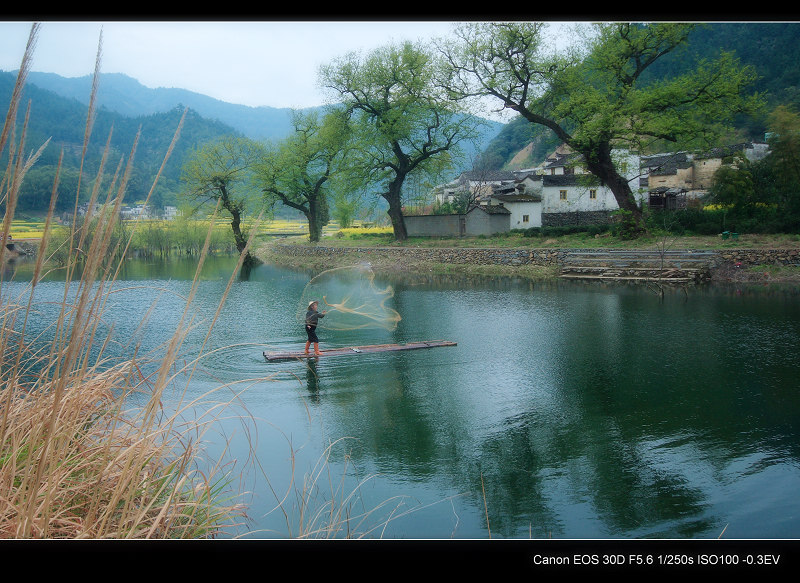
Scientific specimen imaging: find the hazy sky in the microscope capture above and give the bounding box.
[0,20,491,109]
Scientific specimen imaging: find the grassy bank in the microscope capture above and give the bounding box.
[327,228,800,250]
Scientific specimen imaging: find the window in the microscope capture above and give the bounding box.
[522,215,529,223]
[589,189,597,199]
[560,190,567,200]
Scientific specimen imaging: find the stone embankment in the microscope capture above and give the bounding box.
[274,244,565,267]
[270,244,800,283]
[713,248,800,267]
[560,249,717,283]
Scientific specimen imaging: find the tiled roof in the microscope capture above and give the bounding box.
[492,194,542,203]
[642,152,693,176]
[469,204,511,215]
[542,174,601,186]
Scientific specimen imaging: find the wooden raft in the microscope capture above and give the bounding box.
[263,340,457,361]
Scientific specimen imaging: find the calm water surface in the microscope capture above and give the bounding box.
[4,256,800,539]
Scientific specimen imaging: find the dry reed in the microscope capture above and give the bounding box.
[0,24,248,538]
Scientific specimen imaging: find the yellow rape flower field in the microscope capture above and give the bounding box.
[4,218,383,242]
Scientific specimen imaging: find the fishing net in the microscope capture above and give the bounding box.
[296,264,401,331]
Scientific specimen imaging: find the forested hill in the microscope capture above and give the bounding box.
[0,71,240,212]
[481,22,800,171]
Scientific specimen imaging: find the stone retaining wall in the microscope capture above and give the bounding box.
[542,210,614,227]
[275,244,800,269]
[275,244,566,266]
[712,248,800,267]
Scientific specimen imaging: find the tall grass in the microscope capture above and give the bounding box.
[43,217,239,263]
[0,24,249,538]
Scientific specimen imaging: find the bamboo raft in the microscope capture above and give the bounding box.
[263,340,457,361]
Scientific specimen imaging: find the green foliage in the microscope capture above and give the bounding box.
[475,23,794,171]
[433,201,457,215]
[331,190,359,229]
[610,209,644,240]
[181,135,262,212]
[320,40,484,240]
[257,109,352,242]
[645,208,726,235]
[709,158,758,211]
[762,106,800,212]
[699,105,800,234]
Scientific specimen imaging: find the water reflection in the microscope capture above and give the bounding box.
[4,255,799,539]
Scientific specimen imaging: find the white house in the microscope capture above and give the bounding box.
[499,147,642,227]
[540,174,620,213]
[120,205,152,220]
[487,193,542,228]
[427,144,644,231]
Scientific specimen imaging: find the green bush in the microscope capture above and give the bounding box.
[646,206,800,235]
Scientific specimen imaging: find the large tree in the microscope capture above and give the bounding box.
[256,109,351,242]
[438,22,761,232]
[712,105,800,225]
[320,41,483,241]
[181,135,262,268]
[763,105,800,215]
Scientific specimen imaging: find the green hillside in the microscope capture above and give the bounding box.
[0,71,242,213]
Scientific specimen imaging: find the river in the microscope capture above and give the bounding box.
[3,255,800,539]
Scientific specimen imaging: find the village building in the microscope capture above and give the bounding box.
[487,192,542,229]
[435,170,519,206]
[120,205,152,220]
[162,206,180,220]
[640,142,770,208]
[405,203,512,237]
[413,141,769,237]
[508,146,643,227]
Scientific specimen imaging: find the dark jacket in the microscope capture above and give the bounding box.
[305,308,325,327]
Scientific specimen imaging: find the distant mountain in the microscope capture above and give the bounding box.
[17,70,504,165]
[23,71,301,141]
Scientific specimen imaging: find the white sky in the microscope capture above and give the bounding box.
[0,20,483,109]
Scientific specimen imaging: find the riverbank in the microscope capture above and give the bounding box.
[256,232,800,284]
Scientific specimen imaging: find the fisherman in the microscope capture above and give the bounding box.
[304,300,327,356]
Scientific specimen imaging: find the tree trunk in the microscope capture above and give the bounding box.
[384,176,408,241]
[229,208,247,254]
[580,143,645,234]
[306,201,321,243]
[223,195,258,269]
